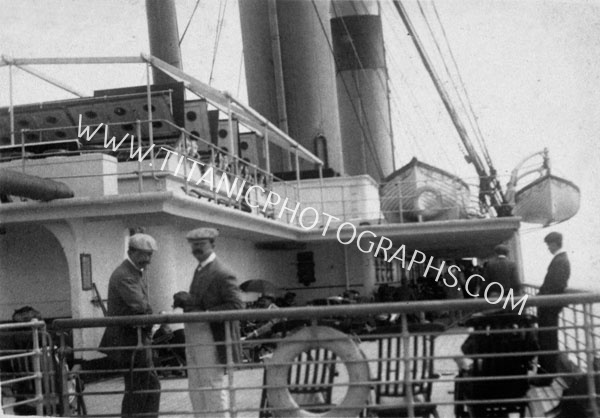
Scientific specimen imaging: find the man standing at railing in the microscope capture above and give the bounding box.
[173,227,243,418]
[99,233,161,418]
[536,231,570,383]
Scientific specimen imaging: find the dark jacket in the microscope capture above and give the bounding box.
[186,257,243,364]
[539,252,570,295]
[483,256,522,294]
[99,260,153,364]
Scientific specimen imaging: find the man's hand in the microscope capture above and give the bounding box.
[173,291,192,309]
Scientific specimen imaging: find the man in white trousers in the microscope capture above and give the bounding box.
[173,228,243,418]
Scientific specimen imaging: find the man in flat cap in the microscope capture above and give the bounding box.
[482,244,522,295]
[173,227,243,418]
[535,232,570,384]
[99,233,161,417]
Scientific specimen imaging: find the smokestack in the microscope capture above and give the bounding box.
[239,0,343,174]
[146,0,183,85]
[331,0,394,182]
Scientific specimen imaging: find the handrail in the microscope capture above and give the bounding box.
[54,292,600,329]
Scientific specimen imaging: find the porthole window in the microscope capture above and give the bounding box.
[152,121,163,129]
[45,116,58,124]
[114,107,127,116]
[142,104,156,112]
[218,128,228,139]
[122,123,134,131]
[84,111,98,119]
[186,111,197,121]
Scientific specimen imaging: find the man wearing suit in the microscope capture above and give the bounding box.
[536,231,570,381]
[99,233,161,418]
[483,244,522,295]
[173,227,243,418]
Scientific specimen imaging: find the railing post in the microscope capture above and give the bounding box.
[573,307,583,369]
[135,121,144,193]
[9,63,15,146]
[59,332,72,417]
[401,314,415,418]
[224,321,237,418]
[583,304,600,418]
[146,63,154,147]
[181,132,189,195]
[32,324,44,416]
[20,129,26,172]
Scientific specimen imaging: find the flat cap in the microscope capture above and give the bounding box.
[128,233,157,252]
[544,231,563,244]
[186,227,219,241]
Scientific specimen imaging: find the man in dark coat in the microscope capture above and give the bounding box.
[173,227,243,417]
[483,244,522,295]
[99,233,160,418]
[536,231,570,381]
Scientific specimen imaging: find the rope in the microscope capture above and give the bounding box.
[179,0,202,46]
[208,0,229,86]
[379,1,459,169]
[428,1,495,168]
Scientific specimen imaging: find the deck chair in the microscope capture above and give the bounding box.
[454,312,539,418]
[364,322,444,418]
[259,347,338,417]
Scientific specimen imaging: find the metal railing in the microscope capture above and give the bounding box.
[0,116,498,228]
[0,320,49,416]
[44,292,600,417]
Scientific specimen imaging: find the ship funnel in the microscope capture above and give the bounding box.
[239,0,343,175]
[146,0,183,85]
[330,0,395,182]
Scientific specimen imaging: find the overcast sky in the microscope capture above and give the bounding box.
[1,0,598,290]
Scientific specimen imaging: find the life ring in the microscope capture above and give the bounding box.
[265,326,370,418]
[410,186,445,220]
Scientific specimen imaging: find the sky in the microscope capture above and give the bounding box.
[1,0,598,291]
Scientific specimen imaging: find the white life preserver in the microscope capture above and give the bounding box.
[265,326,371,418]
[411,185,445,220]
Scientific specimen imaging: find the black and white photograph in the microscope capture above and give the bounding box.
[1,1,599,417]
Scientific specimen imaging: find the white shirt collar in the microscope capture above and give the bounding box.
[126,255,143,272]
[498,255,507,259]
[198,252,216,270]
[554,249,566,257]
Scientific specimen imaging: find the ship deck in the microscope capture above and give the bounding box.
[1,327,565,417]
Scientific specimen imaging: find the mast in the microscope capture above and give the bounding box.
[146,0,183,85]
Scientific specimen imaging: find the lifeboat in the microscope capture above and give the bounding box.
[507,149,580,225]
[380,157,471,223]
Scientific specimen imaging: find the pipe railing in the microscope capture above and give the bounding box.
[47,292,600,417]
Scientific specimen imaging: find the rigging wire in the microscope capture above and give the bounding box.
[379,2,460,169]
[179,0,202,46]
[236,50,244,98]
[428,1,496,168]
[415,0,487,164]
[208,0,229,86]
